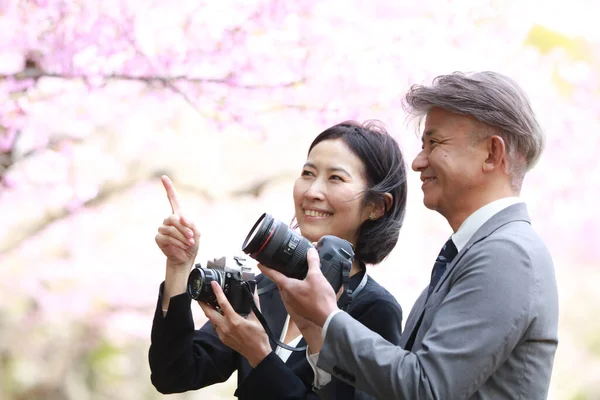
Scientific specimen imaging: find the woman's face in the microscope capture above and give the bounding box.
[293,138,374,245]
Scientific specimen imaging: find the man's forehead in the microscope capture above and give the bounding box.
[422,108,477,133]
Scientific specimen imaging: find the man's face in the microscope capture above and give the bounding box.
[412,107,489,220]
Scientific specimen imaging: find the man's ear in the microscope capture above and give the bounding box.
[483,135,508,173]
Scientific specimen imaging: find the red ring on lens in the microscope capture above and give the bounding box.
[253,223,276,257]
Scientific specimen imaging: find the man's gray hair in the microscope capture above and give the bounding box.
[404,71,545,189]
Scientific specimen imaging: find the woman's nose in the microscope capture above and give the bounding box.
[305,179,326,200]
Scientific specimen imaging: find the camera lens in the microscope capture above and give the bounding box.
[187,267,223,301]
[242,213,312,279]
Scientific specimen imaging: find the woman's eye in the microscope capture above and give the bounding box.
[330,175,343,181]
[301,170,314,177]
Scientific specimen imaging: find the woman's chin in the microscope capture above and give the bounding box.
[298,228,323,243]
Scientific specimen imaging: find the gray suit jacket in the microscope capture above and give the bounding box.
[317,203,559,399]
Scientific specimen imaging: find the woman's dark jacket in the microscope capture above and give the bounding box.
[149,270,403,399]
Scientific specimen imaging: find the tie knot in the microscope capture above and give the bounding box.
[437,238,458,263]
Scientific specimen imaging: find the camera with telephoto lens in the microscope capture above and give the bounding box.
[241,213,355,293]
[187,255,257,317]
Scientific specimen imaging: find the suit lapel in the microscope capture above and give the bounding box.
[401,203,532,348]
[434,203,531,292]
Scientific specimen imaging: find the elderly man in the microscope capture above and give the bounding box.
[259,71,559,399]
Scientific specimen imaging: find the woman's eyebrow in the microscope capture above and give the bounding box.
[303,162,351,176]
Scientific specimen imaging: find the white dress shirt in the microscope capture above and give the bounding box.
[276,314,303,363]
[308,197,523,388]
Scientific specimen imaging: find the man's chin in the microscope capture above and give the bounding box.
[422,196,438,211]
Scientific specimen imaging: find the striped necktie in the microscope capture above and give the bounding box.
[428,238,458,297]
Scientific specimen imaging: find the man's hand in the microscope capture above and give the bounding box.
[258,247,339,328]
[199,282,272,368]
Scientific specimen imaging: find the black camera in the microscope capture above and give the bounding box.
[241,213,355,293]
[187,255,257,317]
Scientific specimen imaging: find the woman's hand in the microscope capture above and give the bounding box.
[155,175,200,268]
[199,281,272,368]
[155,175,201,315]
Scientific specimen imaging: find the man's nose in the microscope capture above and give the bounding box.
[412,150,428,172]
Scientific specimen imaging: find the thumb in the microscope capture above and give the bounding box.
[306,247,321,274]
[258,263,287,286]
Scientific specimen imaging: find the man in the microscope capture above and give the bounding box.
[259,71,559,399]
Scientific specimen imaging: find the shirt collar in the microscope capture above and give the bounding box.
[451,197,522,252]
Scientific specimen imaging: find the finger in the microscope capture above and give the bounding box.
[163,215,196,238]
[306,247,322,276]
[158,225,195,245]
[336,285,344,300]
[155,233,190,250]
[247,308,259,323]
[161,175,183,215]
[179,216,200,239]
[252,286,261,312]
[198,301,214,318]
[199,302,224,331]
[257,263,289,287]
[211,281,236,317]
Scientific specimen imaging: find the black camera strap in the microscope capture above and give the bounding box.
[241,282,308,352]
[241,269,368,353]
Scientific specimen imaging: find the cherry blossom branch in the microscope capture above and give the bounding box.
[0,68,304,90]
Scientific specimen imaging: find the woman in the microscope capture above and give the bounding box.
[149,121,408,399]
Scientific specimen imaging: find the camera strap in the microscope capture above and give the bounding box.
[338,266,368,310]
[241,282,308,352]
[242,270,368,353]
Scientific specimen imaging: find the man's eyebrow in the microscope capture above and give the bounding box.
[303,162,351,176]
[421,129,436,143]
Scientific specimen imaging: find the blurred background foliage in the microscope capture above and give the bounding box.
[0,0,599,399]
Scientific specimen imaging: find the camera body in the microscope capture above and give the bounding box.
[242,213,354,293]
[315,235,354,293]
[187,213,355,316]
[187,255,256,317]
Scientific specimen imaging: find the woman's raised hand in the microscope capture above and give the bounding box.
[156,175,201,315]
[155,175,200,269]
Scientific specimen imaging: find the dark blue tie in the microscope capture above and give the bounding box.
[427,238,458,297]
[404,238,460,351]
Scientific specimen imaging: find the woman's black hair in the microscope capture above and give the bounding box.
[307,120,408,264]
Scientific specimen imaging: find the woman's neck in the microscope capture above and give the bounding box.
[349,259,363,277]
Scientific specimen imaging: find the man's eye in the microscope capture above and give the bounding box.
[301,170,314,176]
[330,175,343,181]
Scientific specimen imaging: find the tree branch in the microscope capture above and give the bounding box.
[0,68,303,90]
[0,169,213,255]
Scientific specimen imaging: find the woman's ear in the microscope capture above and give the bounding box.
[369,193,393,220]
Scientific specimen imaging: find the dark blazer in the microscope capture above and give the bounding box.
[149,269,403,399]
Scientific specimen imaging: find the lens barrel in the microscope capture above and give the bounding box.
[242,213,312,279]
[187,267,223,302]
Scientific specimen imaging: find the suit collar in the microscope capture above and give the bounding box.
[452,197,522,252]
[438,203,531,289]
[400,203,531,350]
